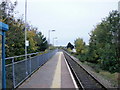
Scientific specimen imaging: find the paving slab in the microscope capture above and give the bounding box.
[18,52,75,88]
[61,52,75,88]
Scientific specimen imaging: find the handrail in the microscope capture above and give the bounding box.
[5,52,39,60]
[5,50,54,60]
[5,49,58,88]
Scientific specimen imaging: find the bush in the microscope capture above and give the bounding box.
[100,59,119,73]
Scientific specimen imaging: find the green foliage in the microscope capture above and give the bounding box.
[67,48,72,53]
[27,30,37,53]
[0,1,49,57]
[74,10,120,73]
[88,10,120,73]
[49,45,56,50]
[74,38,88,62]
[74,38,85,54]
[35,32,48,51]
[6,18,25,57]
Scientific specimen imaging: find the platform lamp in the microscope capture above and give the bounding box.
[0,22,9,89]
[118,1,120,89]
[118,1,120,13]
[53,37,57,46]
[48,30,55,46]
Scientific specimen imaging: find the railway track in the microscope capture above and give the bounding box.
[63,51,107,90]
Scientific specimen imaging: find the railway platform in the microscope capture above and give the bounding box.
[18,51,77,88]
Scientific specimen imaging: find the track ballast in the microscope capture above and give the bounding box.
[63,51,107,90]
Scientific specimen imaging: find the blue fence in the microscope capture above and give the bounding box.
[5,49,58,88]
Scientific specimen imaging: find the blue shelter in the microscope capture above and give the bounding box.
[0,22,9,89]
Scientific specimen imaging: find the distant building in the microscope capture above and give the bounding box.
[72,49,76,53]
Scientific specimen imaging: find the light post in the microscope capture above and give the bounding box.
[118,1,120,13]
[25,0,28,75]
[25,0,27,59]
[53,37,57,46]
[48,30,55,45]
[118,1,120,89]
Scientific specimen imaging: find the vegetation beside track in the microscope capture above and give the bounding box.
[83,61,118,87]
[71,10,120,74]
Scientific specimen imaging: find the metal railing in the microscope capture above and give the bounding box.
[5,49,58,88]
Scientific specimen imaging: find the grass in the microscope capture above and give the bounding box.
[99,71,118,87]
[83,61,118,87]
[84,61,101,73]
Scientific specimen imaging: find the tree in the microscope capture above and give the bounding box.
[0,1,49,57]
[88,10,120,72]
[74,38,88,62]
[74,38,86,54]
[35,32,48,51]
[0,1,17,23]
[27,29,37,53]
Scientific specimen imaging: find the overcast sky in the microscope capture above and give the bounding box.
[10,0,119,46]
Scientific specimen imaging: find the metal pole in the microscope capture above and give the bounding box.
[48,30,55,46]
[53,37,57,46]
[53,38,54,46]
[25,0,27,60]
[118,1,120,89]
[2,32,6,89]
[29,55,31,74]
[12,58,15,88]
[118,1,120,13]
[25,0,28,75]
[48,30,50,45]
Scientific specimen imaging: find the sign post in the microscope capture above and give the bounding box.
[0,22,9,89]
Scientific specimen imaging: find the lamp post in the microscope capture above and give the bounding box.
[48,30,55,45]
[118,1,120,13]
[53,37,57,46]
[25,0,27,59]
[118,1,120,89]
[25,0,28,75]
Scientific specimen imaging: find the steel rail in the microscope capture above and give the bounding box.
[63,51,107,90]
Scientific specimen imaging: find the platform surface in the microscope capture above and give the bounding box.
[18,52,75,88]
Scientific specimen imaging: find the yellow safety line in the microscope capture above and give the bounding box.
[51,52,61,88]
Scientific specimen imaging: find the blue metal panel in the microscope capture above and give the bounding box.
[2,32,6,89]
[0,22,9,89]
[0,22,9,31]
[0,31,2,35]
